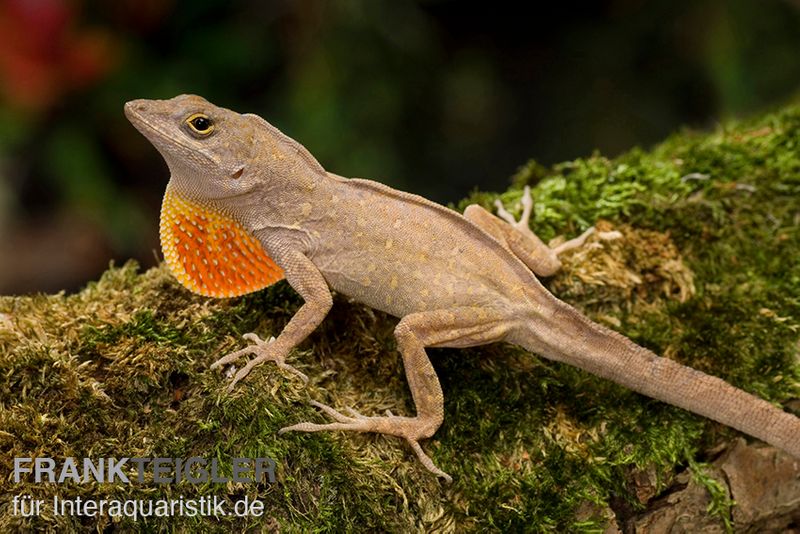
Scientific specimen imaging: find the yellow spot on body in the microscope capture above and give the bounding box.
[300,203,312,217]
[385,239,393,250]
[361,277,372,287]
[390,274,398,289]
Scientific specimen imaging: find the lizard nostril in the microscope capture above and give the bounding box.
[124,100,149,116]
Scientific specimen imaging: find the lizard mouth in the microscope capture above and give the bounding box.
[124,101,173,142]
[124,100,211,160]
[123,100,157,132]
[123,100,146,119]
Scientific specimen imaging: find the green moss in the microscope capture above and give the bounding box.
[687,458,734,533]
[2,103,800,532]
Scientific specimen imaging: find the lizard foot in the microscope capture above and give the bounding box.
[210,333,308,392]
[495,185,598,246]
[279,400,452,483]
[495,185,621,255]
[495,185,536,236]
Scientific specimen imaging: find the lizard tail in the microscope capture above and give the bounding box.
[515,298,800,458]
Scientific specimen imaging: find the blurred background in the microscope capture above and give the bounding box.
[0,0,799,294]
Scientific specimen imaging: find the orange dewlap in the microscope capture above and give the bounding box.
[160,190,284,297]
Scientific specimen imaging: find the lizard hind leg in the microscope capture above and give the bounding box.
[280,307,512,483]
[465,186,597,277]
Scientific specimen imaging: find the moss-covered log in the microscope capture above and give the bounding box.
[2,104,800,532]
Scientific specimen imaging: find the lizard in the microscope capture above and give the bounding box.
[124,94,800,482]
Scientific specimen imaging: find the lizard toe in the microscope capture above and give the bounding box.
[215,334,306,390]
[280,401,450,480]
[495,186,537,237]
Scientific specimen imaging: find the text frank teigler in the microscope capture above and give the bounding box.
[10,456,277,520]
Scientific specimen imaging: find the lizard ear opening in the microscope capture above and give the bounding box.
[231,167,244,180]
[159,189,284,297]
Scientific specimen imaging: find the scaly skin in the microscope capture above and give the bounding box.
[125,95,800,482]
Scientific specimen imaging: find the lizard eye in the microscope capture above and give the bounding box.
[185,113,214,136]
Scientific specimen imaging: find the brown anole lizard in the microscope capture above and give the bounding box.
[125,94,800,482]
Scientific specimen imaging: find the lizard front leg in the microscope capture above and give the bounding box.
[464,185,599,276]
[211,250,333,392]
[280,307,511,482]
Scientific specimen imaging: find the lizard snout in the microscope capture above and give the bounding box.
[124,99,150,121]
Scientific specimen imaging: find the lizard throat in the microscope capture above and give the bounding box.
[160,189,284,297]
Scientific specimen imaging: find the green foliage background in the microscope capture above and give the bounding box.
[0,0,799,292]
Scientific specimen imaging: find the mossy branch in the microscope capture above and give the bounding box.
[2,104,800,532]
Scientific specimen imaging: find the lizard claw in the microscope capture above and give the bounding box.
[279,400,452,483]
[211,333,308,391]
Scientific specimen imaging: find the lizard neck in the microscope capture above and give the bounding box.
[228,167,337,238]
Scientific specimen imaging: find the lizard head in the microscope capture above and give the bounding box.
[124,94,264,200]
[124,94,287,297]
